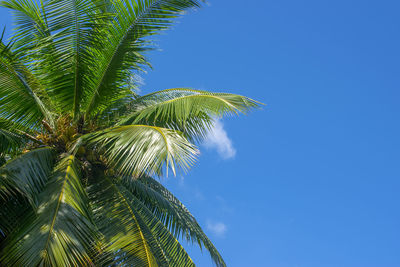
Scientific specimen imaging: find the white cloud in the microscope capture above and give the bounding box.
[206,220,227,237]
[203,119,236,159]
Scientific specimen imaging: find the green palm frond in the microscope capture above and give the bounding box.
[83,0,203,117]
[118,88,262,141]
[97,95,140,127]
[117,181,196,266]
[0,0,50,56]
[80,124,198,177]
[0,119,42,158]
[0,40,54,128]
[0,117,36,135]
[0,189,32,241]
[1,155,96,266]
[0,147,55,206]
[0,126,24,155]
[89,175,196,266]
[1,0,108,116]
[89,175,158,266]
[41,0,109,116]
[122,175,226,267]
[1,0,67,114]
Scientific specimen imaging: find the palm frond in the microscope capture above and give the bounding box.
[0,118,43,158]
[96,95,139,127]
[116,180,196,266]
[0,189,32,241]
[118,88,262,141]
[79,124,198,177]
[1,155,96,266]
[0,147,55,207]
[0,125,24,155]
[41,0,109,116]
[1,0,108,116]
[1,0,65,113]
[88,175,158,266]
[83,0,203,117]
[122,175,226,267]
[0,39,54,128]
[0,0,50,57]
[0,117,38,135]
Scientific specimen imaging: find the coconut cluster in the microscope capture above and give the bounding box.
[27,116,110,176]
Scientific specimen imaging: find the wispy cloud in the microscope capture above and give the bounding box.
[203,119,236,159]
[206,220,227,237]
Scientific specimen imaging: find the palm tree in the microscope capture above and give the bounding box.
[0,0,260,266]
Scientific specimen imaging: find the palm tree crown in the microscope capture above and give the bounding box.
[0,0,261,266]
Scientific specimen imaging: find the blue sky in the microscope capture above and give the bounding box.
[1,0,400,266]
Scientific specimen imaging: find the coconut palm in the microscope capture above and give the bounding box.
[0,0,260,266]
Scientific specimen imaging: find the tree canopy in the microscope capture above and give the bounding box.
[0,0,261,266]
